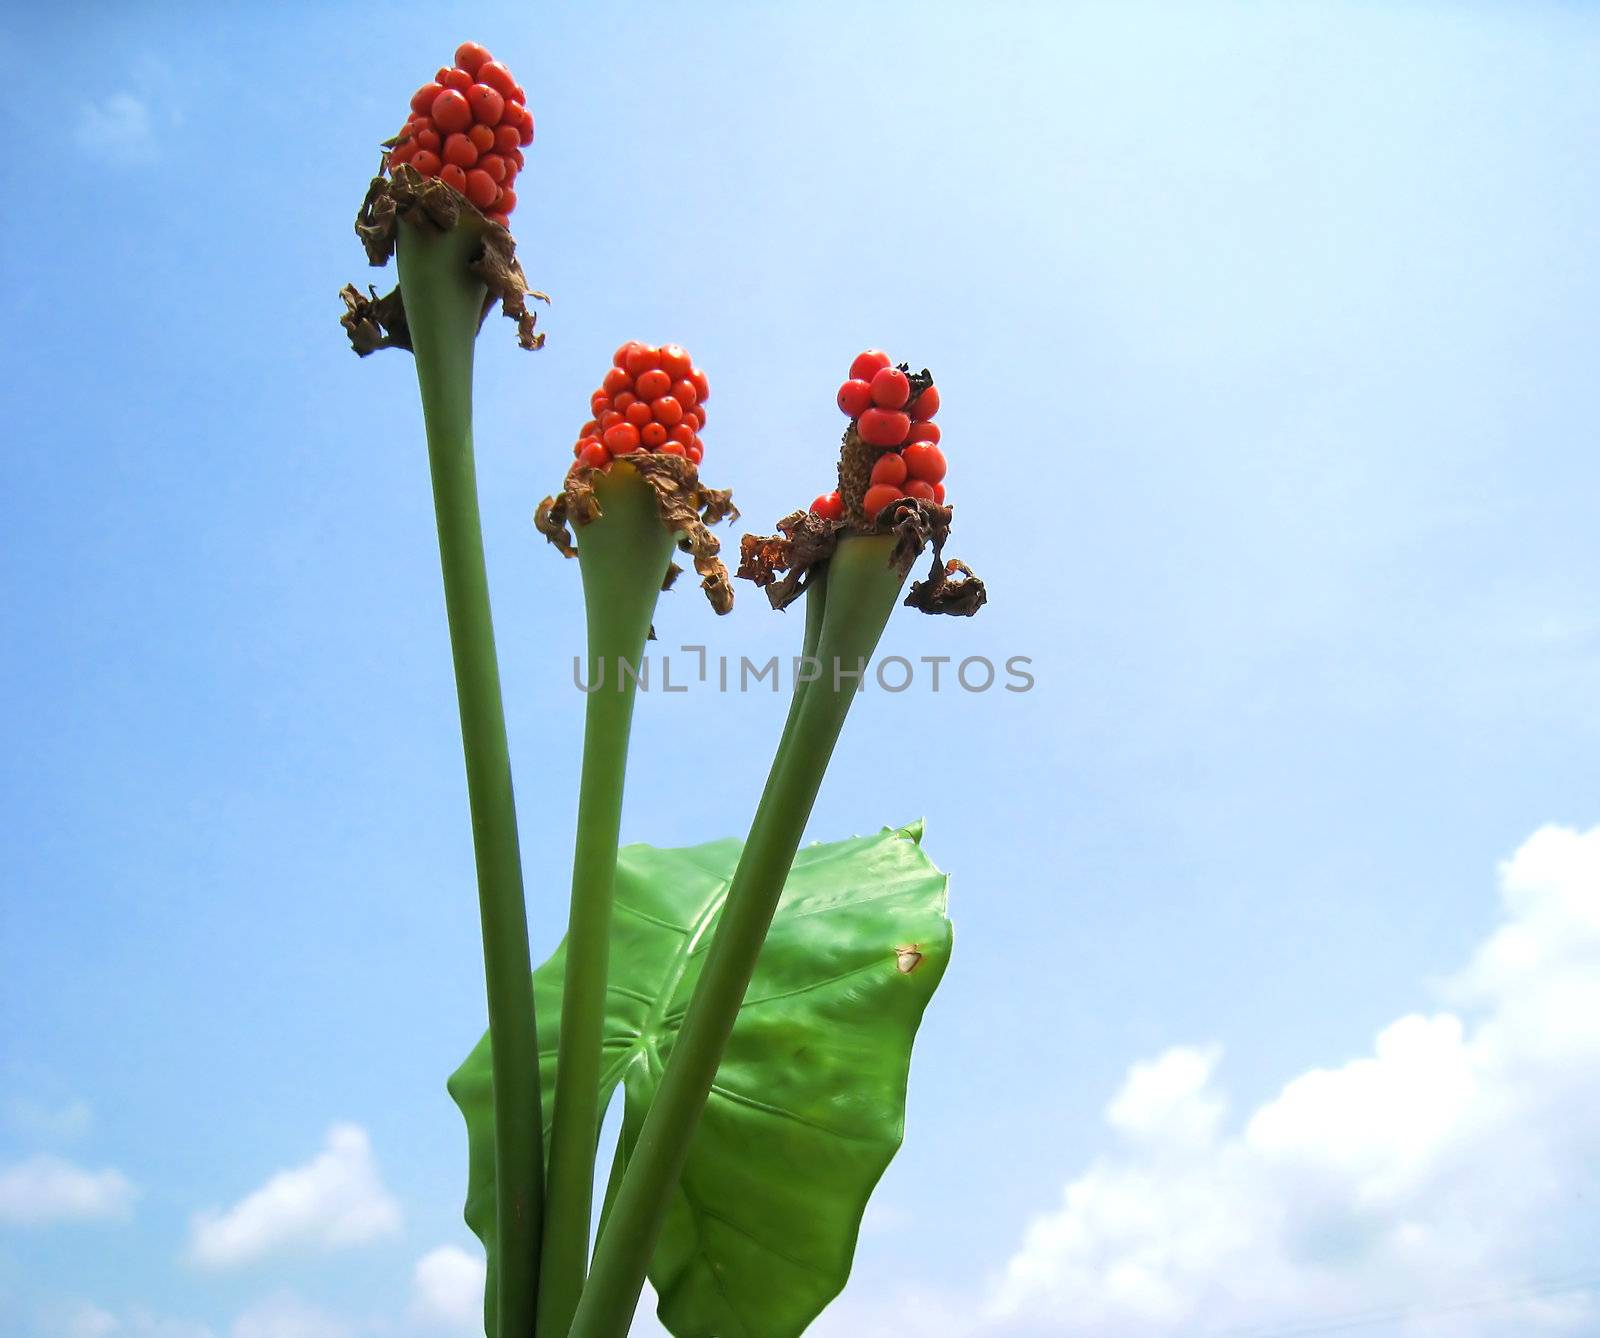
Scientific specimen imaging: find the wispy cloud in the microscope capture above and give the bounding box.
[411,1245,486,1334]
[73,57,183,166]
[5,1096,94,1144]
[75,93,159,164]
[37,1300,214,1338]
[187,1123,401,1268]
[0,1154,136,1225]
[229,1295,354,1338]
[51,1301,117,1338]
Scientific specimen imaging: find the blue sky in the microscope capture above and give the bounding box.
[3,2,1599,1335]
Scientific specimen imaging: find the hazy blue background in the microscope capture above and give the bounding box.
[3,2,1598,1336]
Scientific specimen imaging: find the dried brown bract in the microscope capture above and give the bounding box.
[535,456,738,615]
[735,510,842,611]
[738,495,985,617]
[340,163,549,356]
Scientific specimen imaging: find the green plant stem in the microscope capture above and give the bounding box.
[571,535,905,1338]
[396,217,544,1338]
[539,467,675,1338]
[769,566,829,764]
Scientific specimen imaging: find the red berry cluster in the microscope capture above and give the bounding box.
[386,41,535,228]
[811,349,945,521]
[570,342,711,472]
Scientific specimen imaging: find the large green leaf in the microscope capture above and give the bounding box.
[448,821,952,1338]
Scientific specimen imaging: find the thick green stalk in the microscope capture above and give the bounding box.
[539,467,675,1338]
[396,218,544,1338]
[571,535,905,1338]
[585,569,828,1268]
[769,566,829,765]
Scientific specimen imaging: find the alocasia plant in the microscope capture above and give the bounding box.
[342,41,984,1338]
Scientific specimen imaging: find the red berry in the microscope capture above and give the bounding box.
[862,484,904,518]
[668,423,695,446]
[591,391,612,417]
[468,83,505,126]
[441,67,474,92]
[579,419,599,438]
[625,345,663,377]
[599,410,623,432]
[870,453,908,487]
[497,187,518,214]
[602,366,631,396]
[810,491,844,521]
[634,368,671,400]
[613,341,639,368]
[869,365,910,409]
[671,378,698,409]
[684,407,705,431]
[494,124,521,154]
[659,441,687,457]
[902,441,946,484]
[413,125,441,152]
[836,379,873,418]
[932,483,946,503]
[850,349,891,382]
[440,162,468,192]
[910,383,940,420]
[504,102,534,146]
[686,443,704,465]
[578,439,610,469]
[640,422,668,448]
[905,479,937,502]
[651,395,684,426]
[478,61,518,99]
[411,82,445,114]
[905,420,941,445]
[612,391,638,413]
[389,138,416,167]
[469,123,496,152]
[465,168,498,208]
[511,84,528,105]
[432,89,473,132]
[603,422,641,454]
[625,401,654,428]
[690,367,709,402]
[478,151,506,182]
[857,408,910,447]
[443,132,478,168]
[455,42,493,74]
[411,149,442,177]
[660,344,693,379]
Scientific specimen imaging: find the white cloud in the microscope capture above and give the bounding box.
[229,1296,353,1338]
[0,1155,136,1224]
[977,822,1600,1336]
[187,1124,401,1269]
[411,1245,486,1334]
[55,1301,117,1338]
[75,94,157,164]
[6,1096,94,1143]
[40,1302,214,1338]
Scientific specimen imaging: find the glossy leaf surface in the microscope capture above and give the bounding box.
[449,821,952,1338]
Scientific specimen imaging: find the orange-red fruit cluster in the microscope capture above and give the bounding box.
[571,343,711,472]
[815,348,945,521]
[387,41,534,227]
